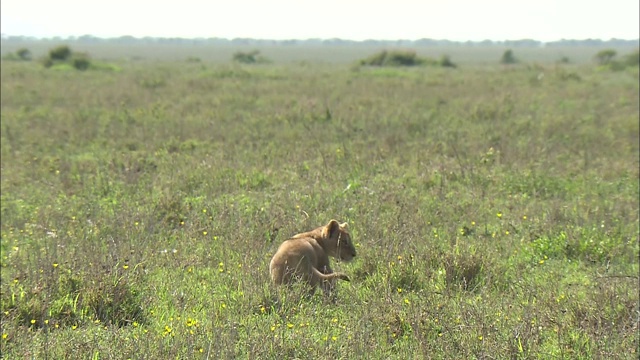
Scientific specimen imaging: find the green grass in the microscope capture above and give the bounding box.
[1,54,638,359]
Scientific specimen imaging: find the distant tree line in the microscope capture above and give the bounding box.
[1,35,638,48]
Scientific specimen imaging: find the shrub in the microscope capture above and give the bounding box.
[232,50,270,64]
[622,48,639,67]
[42,46,100,71]
[359,50,437,67]
[439,55,457,68]
[16,48,32,61]
[2,48,32,61]
[49,45,72,61]
[593,49,639,72]
[72,53,91,70]
[385,50,420,66]
[361,50,389,66]
[500,49,517,64]
[40,57,54,68]
[594,49,617,65]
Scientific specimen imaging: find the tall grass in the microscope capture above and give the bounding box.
[1,56,638,358]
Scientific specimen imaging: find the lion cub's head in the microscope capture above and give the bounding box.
[322,219,357,262]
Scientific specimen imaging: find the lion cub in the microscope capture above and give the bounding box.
[269,219,356,295]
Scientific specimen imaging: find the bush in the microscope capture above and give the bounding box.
[593,49,638,72]
[500,49,517,64]
[49,45,72,61]
[594,49,617,65]
[40,57,54,68]
[360,50,388,66]
[622,48,639,67]
[2,48,32,61]
[359,50,439,67]
[42,45,98,71]
[72,53,91,70]
[439,55,457,68]
[385,50,420,66]
[17,48,32,61]
[232,50,270,64]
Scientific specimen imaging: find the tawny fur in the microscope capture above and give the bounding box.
[269,219,356,295]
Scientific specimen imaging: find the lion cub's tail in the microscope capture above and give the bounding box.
[313,268,350,282]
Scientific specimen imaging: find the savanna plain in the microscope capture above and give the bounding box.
[1,45,639,359]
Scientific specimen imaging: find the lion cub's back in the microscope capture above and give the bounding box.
[269,237,317,284]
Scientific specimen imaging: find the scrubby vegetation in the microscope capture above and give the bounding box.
[623,48,640,66]
[359,49,451,67]
[2,48,32,61]
[1,48,638,358]
[501,49,518,64]
[36,44,118,71]
[40,44,91,71]
[439,55,457,68]
[232,50,271,64]
[595,48,640,71]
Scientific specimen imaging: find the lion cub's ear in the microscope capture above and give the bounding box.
[322,219,341,239]
[340,222,348,229]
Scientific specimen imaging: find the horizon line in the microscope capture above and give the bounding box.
[1,34,639,43]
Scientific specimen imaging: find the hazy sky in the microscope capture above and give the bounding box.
[1,0,638,41]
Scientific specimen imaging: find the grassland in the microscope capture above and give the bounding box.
[1,47,639,359]
[2,40,636,64]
